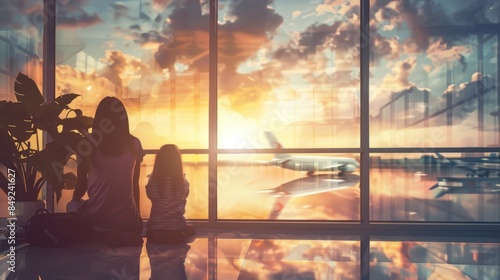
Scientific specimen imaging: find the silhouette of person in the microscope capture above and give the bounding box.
[146,241,191,280]
[146,144,195,243]
[67,96,145,245]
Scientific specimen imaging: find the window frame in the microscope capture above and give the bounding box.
[40,0,500,233]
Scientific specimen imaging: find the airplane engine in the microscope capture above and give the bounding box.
[344,164,357,173]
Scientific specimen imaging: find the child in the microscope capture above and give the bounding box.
[146,144,195,243]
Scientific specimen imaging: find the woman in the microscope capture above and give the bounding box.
[146,144,195,243]
[67,96,145,244]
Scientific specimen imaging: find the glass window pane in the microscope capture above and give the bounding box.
[56,153,208,219]
[370,0,500,148]
[55,0,209,150]
[370,153,500,222]
[218,238,359,279]
[139,153,208,220]
[217,0,360,149]
[218,153,360,220]
[371,240,500,279]
[0,0,43,218]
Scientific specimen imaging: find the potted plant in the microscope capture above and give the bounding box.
[0,72,93,226]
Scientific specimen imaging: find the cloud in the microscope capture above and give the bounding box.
[217,0,283,73]
[382,57,417,91]
[57,13,103,29]
[97,50,147,84]
[426,38,470,66]
[109,2,130,21]
[292,10,301,19]
[0,0,42,29]
[152,0,172,12]
[0,0,101,30]
[371,0,498,53]
[316,4,338,16]
[370,57,427,113]
[221,0,283,36]
[451,0,493,25]
[317,0,357,18]
[274,1,405,80]
[149,0,210,71]
[56,0,103,29]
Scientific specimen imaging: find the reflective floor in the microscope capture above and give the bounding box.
[1,229,500,280]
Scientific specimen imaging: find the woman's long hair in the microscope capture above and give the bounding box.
[91,96,134,157]
[151,144,184,193]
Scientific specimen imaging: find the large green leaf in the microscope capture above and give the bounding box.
[45,93,81,119]
[48,130,87,153]
[4,104,35,142]
[0,128,18,162]
[62,172,77,190]
[45,140,73,164]
[0,100,9,123]
[0,101,15,130]
[26,148,66,202]
[33,94,84,133]
[2,73,94,203]
[14,72,47,118]
[0,172,9,200]
[60,116,94,133]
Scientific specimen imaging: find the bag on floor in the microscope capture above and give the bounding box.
[25,209,94,247]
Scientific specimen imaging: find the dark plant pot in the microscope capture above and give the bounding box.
[14,200,46,227]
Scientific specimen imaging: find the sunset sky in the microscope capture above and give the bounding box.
[2,0,499,148]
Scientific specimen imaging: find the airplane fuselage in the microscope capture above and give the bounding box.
[269,156,359,173]
[435,153,500,177]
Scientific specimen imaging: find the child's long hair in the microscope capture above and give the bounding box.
[151,144,184,193]
[91,96,135,157]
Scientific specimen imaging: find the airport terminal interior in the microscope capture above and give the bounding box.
[2,0,500,279]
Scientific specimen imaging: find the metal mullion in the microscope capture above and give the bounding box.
[208,0,218,226]
[216,148,362,154]
[43,0,56,212]
[360,0,370,228]
[361,234,370,280]
[144,149,210,155]
[370,147,500,153]
[208,232,217,280]
[191,220,500,234]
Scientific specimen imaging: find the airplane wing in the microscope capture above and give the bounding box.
[431,177,500,198]
[318,163,347,172]
[434,187,500,198]
[269,196,292,219]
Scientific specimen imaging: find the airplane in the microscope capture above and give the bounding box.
[264,131,359,176]
[429,176,500,198]
[259,174,360,219]
[435,152,500,178]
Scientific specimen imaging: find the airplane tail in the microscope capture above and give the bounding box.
[435,152,446,160]
[435,152,456,166]
[264,131,291,159]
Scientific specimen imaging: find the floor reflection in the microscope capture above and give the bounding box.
[1,231,499,279]
[147,242,190,280]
